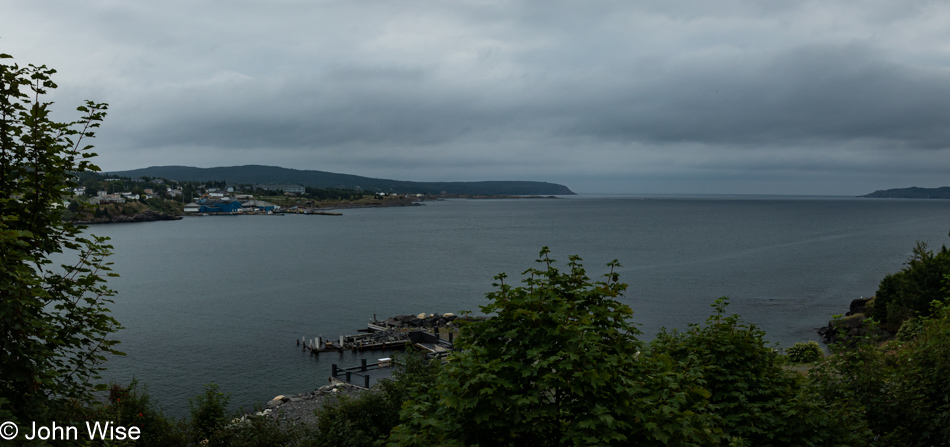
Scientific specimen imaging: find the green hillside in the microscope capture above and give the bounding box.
[108,165,575,196]
[862,186,950,199]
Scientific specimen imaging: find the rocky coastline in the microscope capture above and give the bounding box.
[251,379,367,425]
[817,297,892,346]
[76,209,183,224]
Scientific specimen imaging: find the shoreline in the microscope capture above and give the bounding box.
[74,210,183,225]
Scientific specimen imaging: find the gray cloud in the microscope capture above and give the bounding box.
[3,0,950,194]
[570,43,950,147]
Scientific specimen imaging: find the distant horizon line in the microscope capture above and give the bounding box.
[100,164,940,199]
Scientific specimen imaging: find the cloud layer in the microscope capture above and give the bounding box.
[4,0,950,194]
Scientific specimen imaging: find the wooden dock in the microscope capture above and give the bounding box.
[298,330,415,355]
[296,323,457,388]
[298,326,454,357]
[330,359,396,389]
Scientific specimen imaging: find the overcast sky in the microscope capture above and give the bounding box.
[3,0,950,194]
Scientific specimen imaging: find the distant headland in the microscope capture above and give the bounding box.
[861,186,950,199]
[107,165,576,196]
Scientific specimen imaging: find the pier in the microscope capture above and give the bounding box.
[326,330,453,388]
[298,312,462,355]
[299,330,413,354]
[298,327,454,354]
[330,359,395,389]
[297,315,458,387]
[301,327,455,355]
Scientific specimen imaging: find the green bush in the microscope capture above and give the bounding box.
[190,384,231,443]
[390,249,720,446]
[88,379,188,446]
[652,299,870,446]
[809,300,950,445]
[309,391,395,447]
[885,300,950,444]
[871,239,950,331]
[895,316,924,342]
[786,341,824,363]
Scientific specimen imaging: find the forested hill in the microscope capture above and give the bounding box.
[861,186,950,199]
[108,165,575,195]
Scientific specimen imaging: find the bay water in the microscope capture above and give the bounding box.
[88,195,950,416]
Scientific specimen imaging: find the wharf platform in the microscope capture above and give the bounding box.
[298,327,454,356]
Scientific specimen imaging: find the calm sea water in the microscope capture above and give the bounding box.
[85,195,950,416]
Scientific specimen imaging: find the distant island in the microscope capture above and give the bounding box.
[107,165,576,196]
[861,186,950,199]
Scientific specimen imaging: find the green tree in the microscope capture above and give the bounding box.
[0,52,121,425]
[884,299,950,445]
[189,384,230,443]
[651,299,870,446]
[390,248,718,446]
[870,239,950,331]
[811,299,950,446]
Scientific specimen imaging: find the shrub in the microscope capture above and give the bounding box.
[390,249,720,446]
[89,379,188,446]
[871,240,950,331]
[894,316,924,342]
[190,384,230,443]
[309,391,395,447]
[652,298,871,446]
[786,341,824,363]
[882,300,950,444]
[308,349,439,447]
[806,304,950,445]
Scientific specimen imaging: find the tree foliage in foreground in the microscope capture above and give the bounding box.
[0,52,121,425]
[389,248,721,446]
[811,299,950,446]
[652,299,870,446]
[387,250,876,447]
[870,238,950,331]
